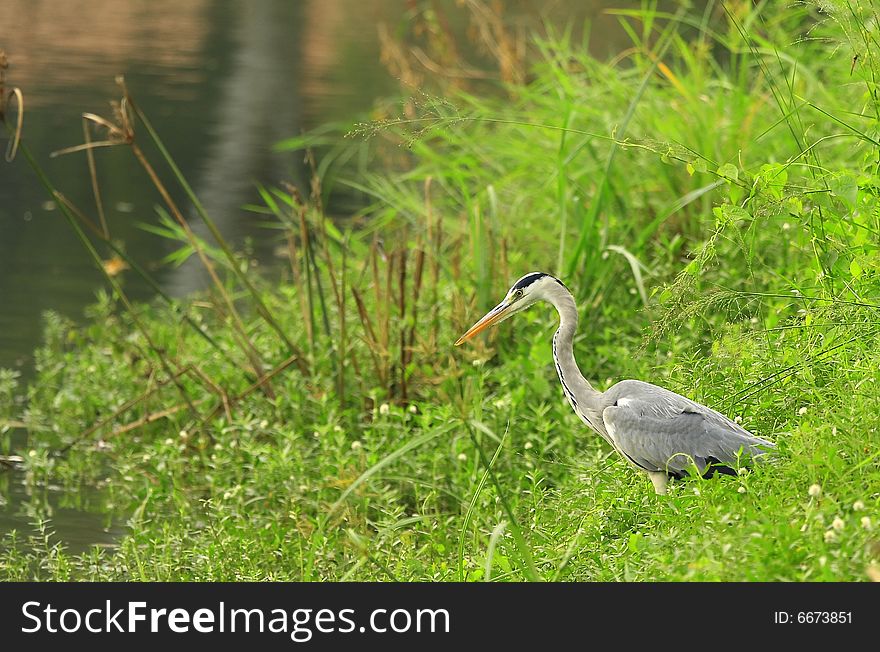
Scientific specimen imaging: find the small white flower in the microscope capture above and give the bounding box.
[861,517,872,530]
[179,430,189,439]
[782,222,791,231]
[832,517,845,531]
[824,530,836,542]
[351,440,362,451]
[379,403,390,415]
[334,425,344,432]
[408,404,418,414]
[164,438,174,445]
[524,441,533,450]
[457,453,467,462]
[808,484,822,498]
[734,415,743,424]
[28,450,36,458]
[259,419,269,429]
[738,486,747,494]
[312,430,320,438]
[471,359,485,368]
[798,406,808,416]
[853,500,865,511]
[214,442,223,451]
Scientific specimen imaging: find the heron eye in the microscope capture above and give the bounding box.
[513,289,524,300]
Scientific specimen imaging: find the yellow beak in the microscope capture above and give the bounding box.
[454,301,515,346]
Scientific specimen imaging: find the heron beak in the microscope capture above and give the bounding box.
[454,300,515,346]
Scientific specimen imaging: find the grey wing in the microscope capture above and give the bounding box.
[601,380,774,477]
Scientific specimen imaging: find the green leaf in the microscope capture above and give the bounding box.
[850,259,862,278]
[829,172,858,211]
[717,163,739,182]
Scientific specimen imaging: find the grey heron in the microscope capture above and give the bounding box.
[455,272,774,494]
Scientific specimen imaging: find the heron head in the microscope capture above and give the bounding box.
[454,272,565,345]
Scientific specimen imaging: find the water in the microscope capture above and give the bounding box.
[0,460,124,555]
[0,0,407,373]
[0,0,629,553]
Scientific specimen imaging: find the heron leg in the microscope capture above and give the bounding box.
[647,471,668,495]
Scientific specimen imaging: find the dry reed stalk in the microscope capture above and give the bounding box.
[57,100,274,391]
[338,233,348,406]
[81,117,108,238]
[53,192,242,373]
[407,241,426,370]
[124,87,308,373]
[111,399,209,439]
[53,192,105,240]
[371,237,385,358]
[398,244,408,401]
[128,140,274,396]
[425,178,443,346]
[351,287,384,388]
[288,230,314,357]
[5,81,199,423]
[60,366,193,454]
[201,352,303,423]
[298,203,318,349]
[186,364,233,423]
[462,0,525,85]
[1,66,23,161]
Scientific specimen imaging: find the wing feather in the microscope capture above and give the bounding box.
[602,380,774,477]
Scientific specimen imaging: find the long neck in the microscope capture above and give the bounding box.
[546,285,607,428]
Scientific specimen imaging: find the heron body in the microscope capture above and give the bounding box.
[455,272,774,494]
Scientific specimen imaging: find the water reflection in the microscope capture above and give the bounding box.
[0,464,124,555]
[1,0,402,372]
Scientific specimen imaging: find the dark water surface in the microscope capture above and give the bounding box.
[0,0,627,552]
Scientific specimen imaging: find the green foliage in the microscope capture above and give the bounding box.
[2,1,879,581]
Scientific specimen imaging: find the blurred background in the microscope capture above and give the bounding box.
[0,0,633,375]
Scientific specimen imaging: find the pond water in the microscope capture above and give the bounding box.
[0,0,631,552]
[0,464,124,556]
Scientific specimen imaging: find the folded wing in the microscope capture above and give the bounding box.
[601,380,774,477]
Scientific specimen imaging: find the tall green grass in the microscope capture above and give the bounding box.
[1,1,878,581]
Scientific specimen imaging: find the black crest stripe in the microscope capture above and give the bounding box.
[512,272,566,291]
[512,272,547,289]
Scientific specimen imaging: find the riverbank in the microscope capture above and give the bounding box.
[1,2,878,581]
